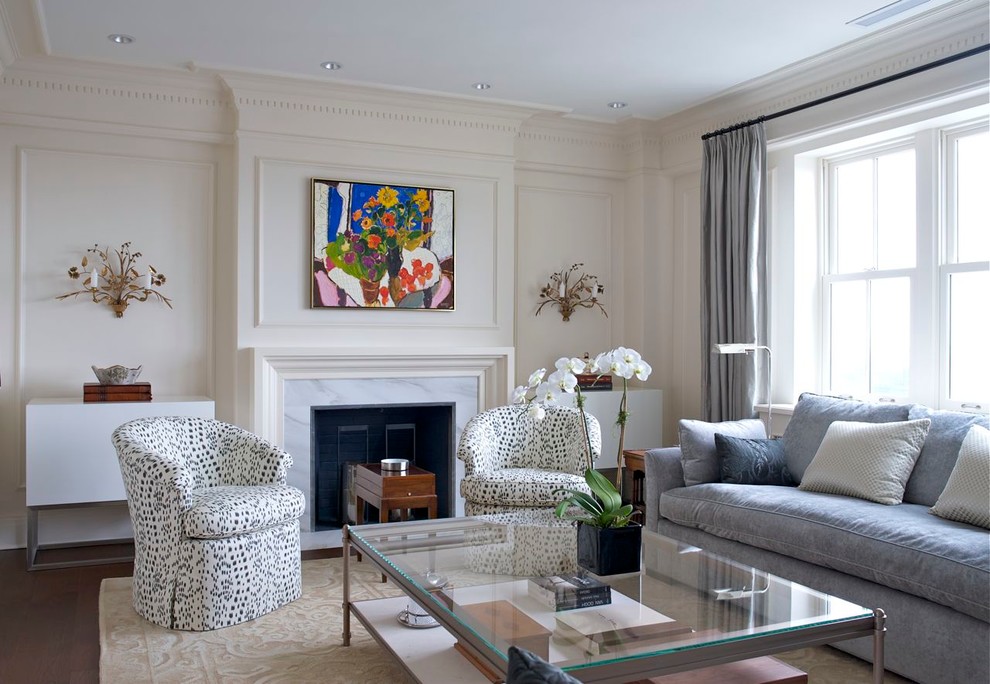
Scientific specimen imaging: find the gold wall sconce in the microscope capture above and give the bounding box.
[57,242,172,318]
[536,263,607,322]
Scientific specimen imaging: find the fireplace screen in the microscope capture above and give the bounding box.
[312,402,454,529]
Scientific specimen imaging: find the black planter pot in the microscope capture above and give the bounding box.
[576,521,642,576]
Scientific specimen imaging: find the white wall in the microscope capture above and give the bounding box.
[0,3,985,548]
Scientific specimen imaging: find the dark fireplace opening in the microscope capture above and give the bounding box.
[311,402,455,530]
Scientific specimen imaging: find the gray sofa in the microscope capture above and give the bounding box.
[644,393,989,684]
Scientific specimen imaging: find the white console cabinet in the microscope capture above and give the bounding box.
[25,397,214,569]
[560,388,663,469]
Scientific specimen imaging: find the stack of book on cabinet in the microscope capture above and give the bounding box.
[83,382,153,403]
[527,573,611,611]
[553,599,693,655]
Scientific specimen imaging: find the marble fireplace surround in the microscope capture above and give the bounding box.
[250,347,514,532]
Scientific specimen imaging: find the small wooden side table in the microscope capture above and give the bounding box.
[354,463,437,523]
[622,449,648,524]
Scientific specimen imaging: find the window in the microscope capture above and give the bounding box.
[820,121,988,409]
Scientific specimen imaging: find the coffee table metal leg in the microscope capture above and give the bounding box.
[872,608,886,684]
[342,524,351,647]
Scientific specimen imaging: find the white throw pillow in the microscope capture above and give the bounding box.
[798,419,931,505]
[930,424,990,529]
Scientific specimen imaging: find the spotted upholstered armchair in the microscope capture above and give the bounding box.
[457,404,602,516]
[112,416,306,631]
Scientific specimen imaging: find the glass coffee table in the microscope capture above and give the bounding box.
[342,517,885,683]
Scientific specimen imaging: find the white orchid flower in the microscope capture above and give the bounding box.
[527,402,546,420]
[511,385,529,404]
[632,360,652,381]
[556,356,586,375]
[527,368,546,388]
[616,347,642,366]
[610,358,634,380]
[534,381,561,404]
[590,352,609,374]
[548,369,578,393]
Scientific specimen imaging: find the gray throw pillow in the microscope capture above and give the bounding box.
[507,646,581,684]
[904,406,990,506]
[679,418,766,486]
[798,418,931,505]
[716,434,795,486]
[930,425,990,529]
[782,393,912,483]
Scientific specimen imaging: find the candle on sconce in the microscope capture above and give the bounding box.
[90,269,100,289]
[142,272,153,290]
[559,281,566,298]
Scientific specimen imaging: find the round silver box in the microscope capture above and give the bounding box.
[380,458,409,472]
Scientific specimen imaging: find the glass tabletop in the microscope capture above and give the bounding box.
[346,516,875,677]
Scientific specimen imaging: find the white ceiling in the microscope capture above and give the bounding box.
[27,0,972,121]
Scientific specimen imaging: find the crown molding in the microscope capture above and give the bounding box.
[519,114,628,152]
[651,11,989,151]
[219,72,546,134]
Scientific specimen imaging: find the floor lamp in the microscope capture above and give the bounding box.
[713,343,773,437]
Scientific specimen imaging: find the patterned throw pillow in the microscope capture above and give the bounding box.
[716,434,795,486]
[678,418,767,486]
[930,424,990,529]
[506,646,582,684]
[798,419,931,505]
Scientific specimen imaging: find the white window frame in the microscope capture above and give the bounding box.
[939,122,990,410]
[819,139,935,404]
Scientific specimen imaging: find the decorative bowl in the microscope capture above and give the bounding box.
[92,364,142,385]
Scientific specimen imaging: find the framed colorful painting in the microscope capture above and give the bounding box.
[312,179,455,309]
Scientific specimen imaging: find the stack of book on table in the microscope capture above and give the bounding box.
[83,382,153,403]
[527,573,611,611]
[553,600,693,655]
[574,373,612,391]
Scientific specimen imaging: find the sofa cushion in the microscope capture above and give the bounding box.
[798,419,931,505]
[659,484,990,621]
[782,393,912,482]
[716,434,795,486]
[904,406,990,506]
[931,425,990,529]
[679,418,766,486]
[182,484,305,539]
[460,469,589,507]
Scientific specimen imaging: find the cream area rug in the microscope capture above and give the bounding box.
[100,558,913,684]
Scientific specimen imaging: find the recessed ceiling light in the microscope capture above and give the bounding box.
[320,61,343,71]
[607,102,628,109]
[472,82,492,90]
[108,34,134,45]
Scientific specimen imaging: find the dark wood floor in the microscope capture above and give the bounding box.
[0,544,339,684]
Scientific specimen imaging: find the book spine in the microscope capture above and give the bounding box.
[530,586,611,610]
[83,394,153,402]
[553,594,612,612]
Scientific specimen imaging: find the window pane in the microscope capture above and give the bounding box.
[949,270,989,401]
[830,281,869,396]
[956,132,990,263]
[877,150,915,269]
[870,278,910,397]
[834,160,873,273]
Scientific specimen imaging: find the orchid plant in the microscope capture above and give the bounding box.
[513,348,652,526]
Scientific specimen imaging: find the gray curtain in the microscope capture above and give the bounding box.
[701,123,768,422]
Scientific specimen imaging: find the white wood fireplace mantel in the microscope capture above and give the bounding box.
[250,346,515,447]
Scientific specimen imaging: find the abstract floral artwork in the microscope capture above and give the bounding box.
[311,179,454,309]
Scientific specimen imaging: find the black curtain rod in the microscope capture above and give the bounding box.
[702,43,990,140]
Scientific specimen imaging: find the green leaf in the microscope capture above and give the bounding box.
[584,468,622,513]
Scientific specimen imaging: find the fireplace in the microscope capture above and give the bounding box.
[312,402,455,528]
[250,346,514,536]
